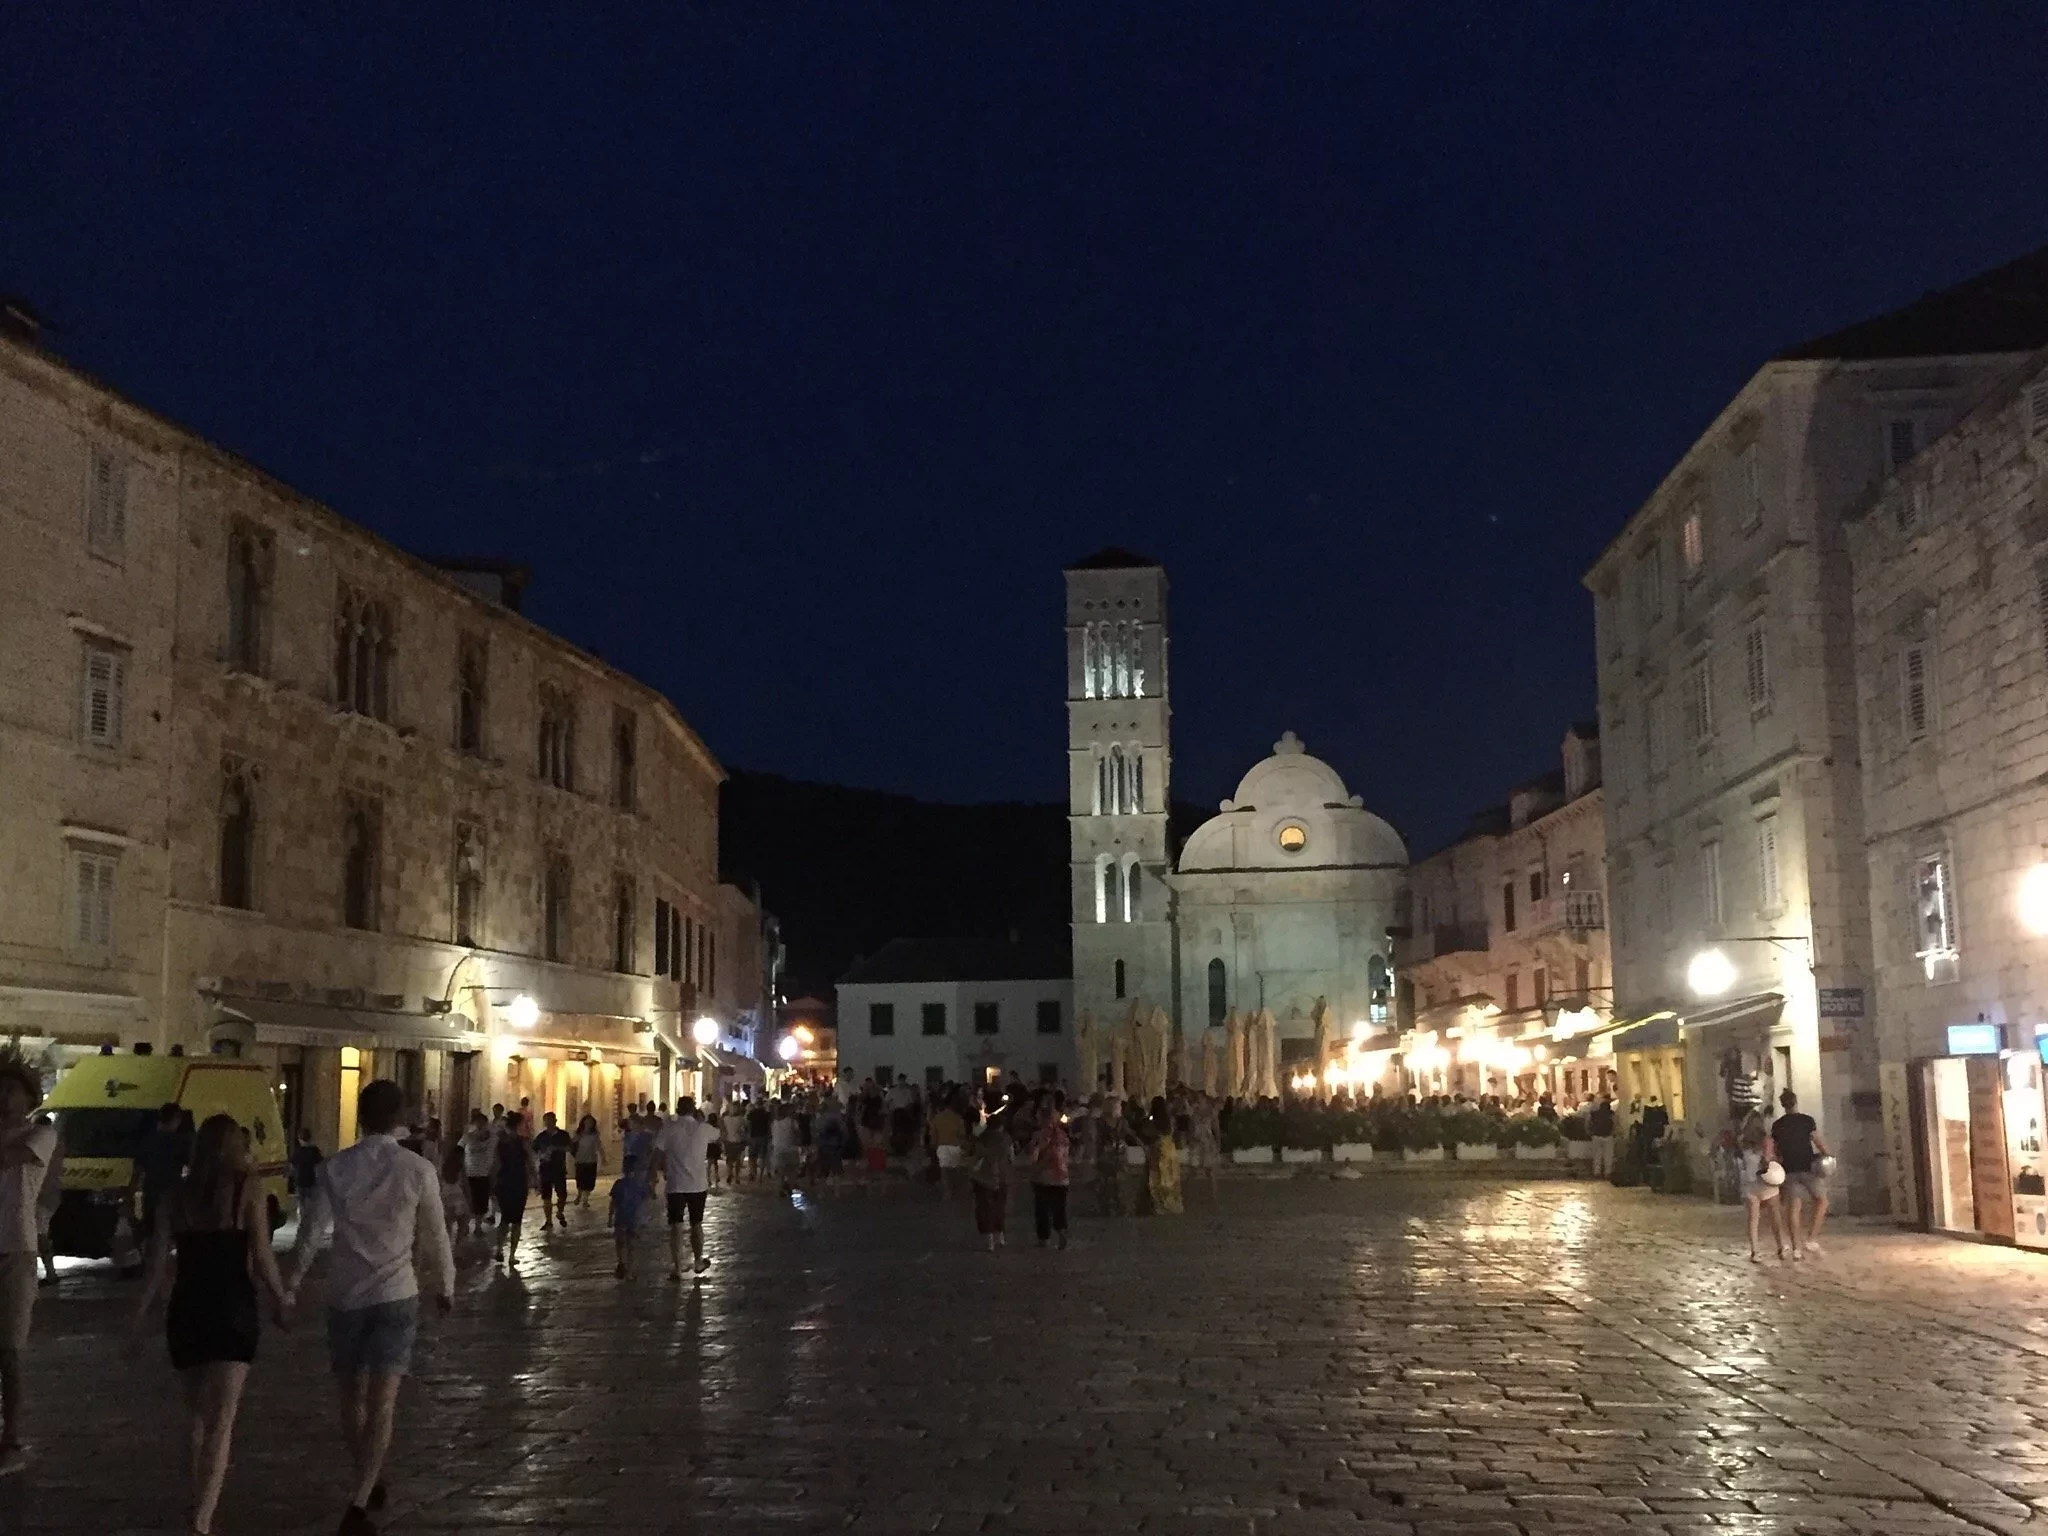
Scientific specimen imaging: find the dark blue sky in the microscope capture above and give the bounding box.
[7,8,2047,852]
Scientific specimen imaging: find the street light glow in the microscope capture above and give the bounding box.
[691,1016,720,1046]
[776,1034,801,1061]
[2020,864,2048,935]
[506,994,540,1030]
[1687,948,1736,998]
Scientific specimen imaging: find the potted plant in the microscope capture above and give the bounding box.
[1559,1112,1593,1164]
[1226,1103,1278,1165]
[1514,1116,1564,1161]
[1449,1107,1498,1161]
[1401,1106,1445,1162]
[1331,1108,1373,1163]
[1280,1102,1328,1163]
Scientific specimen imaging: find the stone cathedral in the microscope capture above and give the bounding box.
[1064,550,1409,1093]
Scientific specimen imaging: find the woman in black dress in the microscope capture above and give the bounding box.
[129,1113,291,1535]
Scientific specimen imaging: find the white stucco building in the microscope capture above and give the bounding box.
[835,937,1074,1091]
[1847,350,2048,1245]
[1585,245,2048,1212]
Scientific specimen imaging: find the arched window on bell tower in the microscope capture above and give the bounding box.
[1130,746,1145,813]
[1207,958,1226,1028]
[1114,958,1127,999]
[1081,624,1097,699]
[1123,856,1141,922]
[1107,745,1125,815]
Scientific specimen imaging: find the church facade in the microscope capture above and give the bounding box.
[1064,550,1408,1090]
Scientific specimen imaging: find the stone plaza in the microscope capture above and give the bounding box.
[7,1175,2048,1534]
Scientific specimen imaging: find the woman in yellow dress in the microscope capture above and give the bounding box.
[1145,1096,1183,1215]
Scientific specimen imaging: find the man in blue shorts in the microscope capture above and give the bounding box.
[290,1079,456,1535]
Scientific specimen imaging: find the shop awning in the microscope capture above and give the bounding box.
[1608,1012,1682,1053]
[1681,991,1784,1036]
[209,996,485,1052]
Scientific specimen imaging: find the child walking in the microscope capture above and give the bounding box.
[607,1153,651,1278]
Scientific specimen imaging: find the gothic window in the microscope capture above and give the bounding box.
[612,876,635,973]
[613,710,638,811]
[1123,856,1141,922]
[538,685,576,789]
[454,821,484,947]
[342,798,380,931]
[1082,625,1097,699]
[1114,623,1132,698]
[1113,959,1126,1000]
[225,525,270,674]
[1108,745,1125,815]
[1207,958,1226,1028]
[1130,747,1144,813]
[1096,855,1118,925]
[219,768,255,911]
[333,589,393,721]
[1095,752,1109,815]
[456,636,487,755]
[543,852,572,962]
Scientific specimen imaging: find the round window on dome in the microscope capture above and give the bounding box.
[1276,823,1308,854]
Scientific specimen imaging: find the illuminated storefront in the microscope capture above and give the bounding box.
[1910,1021,2048,1250]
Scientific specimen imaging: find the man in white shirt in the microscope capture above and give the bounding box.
[0,1060,56,1475]
[289,1079,455,1536]
[650,1097,717,1280]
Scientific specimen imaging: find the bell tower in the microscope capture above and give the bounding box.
[1064,549,1175,1077]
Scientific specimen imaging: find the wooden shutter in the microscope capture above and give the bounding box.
[1887,418,1917,471]
[1903,646,1930,740]
[1745,624,1769,712]
[82,646,124,746]
[1757,818,1780,911]
[2028,380,2048,437]
[87,447,127,553]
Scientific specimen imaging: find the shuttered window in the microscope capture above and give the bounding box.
[1702,841,1724,928]
[1684,658,1714,745]
[86,447,127,557]
[2028,380,2048,437]
[2035,560,2048,670]
[1737,444,1764,532]
[1903,645,1932,741]
[1886,418,1918,472]
[1744,622,1771,715]
[74,852,115,948]
[81,643,126,747]
[1757,817,1781,913]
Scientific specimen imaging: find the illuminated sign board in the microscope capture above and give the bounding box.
[1948,1023,2002,1056]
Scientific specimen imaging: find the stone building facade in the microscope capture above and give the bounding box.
[1170,732,1406,1079]
[1847,352,2048,1245]
[835,936,1074,1091]
[1065,551,1175,1045]
[1585,248,2048,1212]
[0,324,753,1152]
[1395,726,1617,1107]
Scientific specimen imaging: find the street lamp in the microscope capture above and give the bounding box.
[1686,948,1737,998]
[776,1035,800,1062]
[691,1016,720,1047]
[505,994,541,1030]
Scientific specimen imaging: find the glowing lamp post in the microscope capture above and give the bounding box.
[505,994,541,1031]
[691,1016,720,1047]
[776,1034,801,1063]
[1686,948,1737,999]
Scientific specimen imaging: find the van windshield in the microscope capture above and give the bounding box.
[56,1108,159,1160]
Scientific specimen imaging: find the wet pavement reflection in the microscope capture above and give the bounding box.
[6,1176,2047,1533]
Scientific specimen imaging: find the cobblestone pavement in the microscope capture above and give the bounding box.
[10,1173,2048,1534]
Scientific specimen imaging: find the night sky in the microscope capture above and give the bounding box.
[7,9,2048,854]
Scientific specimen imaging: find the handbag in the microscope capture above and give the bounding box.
[1759,1159,1786,1187]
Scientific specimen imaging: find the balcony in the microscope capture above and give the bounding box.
[1400,922,1491,965]
[1522,891,1605,936]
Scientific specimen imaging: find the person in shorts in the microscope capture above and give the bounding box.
[745,1099,772,1182]
[532,1112,572,1232]
[0,1060,57,1473]
[769,1103,802,1195]
[1770,1089,1830,1259]
[719,1103,747,1186]
[289,1079,455,1535]
[459,1109,495,1232]
[651,1098,717,1280]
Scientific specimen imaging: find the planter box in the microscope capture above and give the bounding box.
[1231,1146,1274,1166]
[1125,1146,1148,1167]
[1331,1143,1373,1164]
[1403,1146,1445,1163]
[1514,1144,1560,1162]
[1280,1147,1324,1165]
[1456,1143,1500,1162]
[1563,1140,1594,1163]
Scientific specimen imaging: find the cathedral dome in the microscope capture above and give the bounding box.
[1177,731,1407,872]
